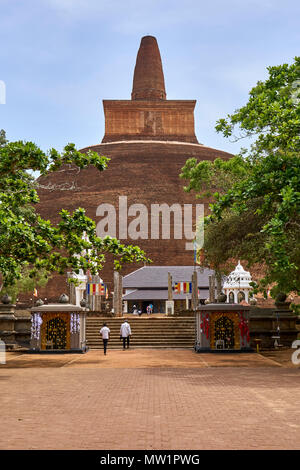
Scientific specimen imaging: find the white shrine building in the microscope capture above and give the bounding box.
[223,261,253,304]
[68,269,87,306]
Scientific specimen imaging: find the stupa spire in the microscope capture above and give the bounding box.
[131,35,166,101]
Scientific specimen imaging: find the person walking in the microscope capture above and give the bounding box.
[100,322,110,355]
[120,319,132,350]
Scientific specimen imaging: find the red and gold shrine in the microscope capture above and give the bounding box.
[30,303,88,353]
[195,304,251,352]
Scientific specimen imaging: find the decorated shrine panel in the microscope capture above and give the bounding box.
[210,312,240,350]
[41,312,70,350]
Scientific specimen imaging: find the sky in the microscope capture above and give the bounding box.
[0,0,299,155]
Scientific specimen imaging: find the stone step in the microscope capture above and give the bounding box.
[87,321,194,323]
[86,322,195,325]
[87,328,194,332]
[87,342,194,346]
[87,338,193,343]
[86,316,195,349]
[86,330,194,334]
[86,321,194,324]
[87,339,194,344]
[87,317,194,320]
[86,317,194,323]
[87,342,194,347]
[90,346,193,350]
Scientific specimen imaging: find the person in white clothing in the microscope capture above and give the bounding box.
[100,322,110,355]
[120,319,132,350]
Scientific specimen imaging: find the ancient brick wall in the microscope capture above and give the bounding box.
[34,141,233,301]
[102,100,198,143]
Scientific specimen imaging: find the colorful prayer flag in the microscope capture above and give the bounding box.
[173,282,192,294]
[86,282,107,296]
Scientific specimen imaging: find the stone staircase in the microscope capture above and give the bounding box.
[86,316,195,350]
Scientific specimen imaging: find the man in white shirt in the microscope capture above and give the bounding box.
[120,319,132,350]
[100,322,110,355]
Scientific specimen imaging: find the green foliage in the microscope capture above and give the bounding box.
[2,267,50,303]
[0,136,150,289]
[0,129,7,148]
[215,57,300,155]
[291,303,300,316]
[182,58,300,297]
[180,154,250,198]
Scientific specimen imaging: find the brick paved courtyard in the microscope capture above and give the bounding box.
[0,350,299,450]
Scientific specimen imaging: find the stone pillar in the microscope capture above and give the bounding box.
[209,275,216,303]
[113,271,123,316]
[168,272,173,301]
[94,293,102,312]
[113,271,118,315]
[119,273,123,315]
[191,271,198,311]
[69,282,76,305]
[0,302,17,349]
[216,272,222,298]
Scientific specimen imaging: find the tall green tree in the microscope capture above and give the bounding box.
[215,58,300,156]
[0,133,150,292]
[181,58,300,297]
[0,129,7,148]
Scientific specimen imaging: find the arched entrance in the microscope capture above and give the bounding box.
[46,317,67,349]
[214,315,235,349]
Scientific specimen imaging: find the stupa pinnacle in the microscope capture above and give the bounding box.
[102,35,198,143]
[131,36,166,101]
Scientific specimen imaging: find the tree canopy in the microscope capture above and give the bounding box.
[181,58,300,297]
[215,57,300,156]
[0,132,150,291]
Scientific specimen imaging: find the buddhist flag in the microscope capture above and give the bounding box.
[174,282,181,293]
[87,282,107,296]
[33,288,38,297]
[86,283,94,295]
[184,282,192,293]
[174,282,192,293]
[103,284,108,299]
[100,283,109,298]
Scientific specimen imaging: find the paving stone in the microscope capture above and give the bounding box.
[0,350,299,449]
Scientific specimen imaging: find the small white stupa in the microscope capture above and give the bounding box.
[223,261,253,304]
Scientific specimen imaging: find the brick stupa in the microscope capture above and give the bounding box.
[36,36,233,300]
